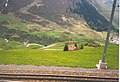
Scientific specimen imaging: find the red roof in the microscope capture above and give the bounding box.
[69,46,76,51]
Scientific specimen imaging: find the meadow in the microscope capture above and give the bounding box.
[0,43,118,69]
[0,14,28,31]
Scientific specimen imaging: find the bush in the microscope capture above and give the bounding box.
[74,44,78,50]
[80,44,84,49]
[74,44,77,47]
[63,44,68,51]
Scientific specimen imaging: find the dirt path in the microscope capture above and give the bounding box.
[0,65,118,77]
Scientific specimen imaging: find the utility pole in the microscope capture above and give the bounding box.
[96,0,117,69]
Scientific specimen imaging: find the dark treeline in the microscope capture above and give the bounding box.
[0,25,65,46]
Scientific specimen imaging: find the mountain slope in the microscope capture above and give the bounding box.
[88,0,119,29]
[0,0,118,49]
[0,0,118,31]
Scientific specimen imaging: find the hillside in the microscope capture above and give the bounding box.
[88,0,119,29]
[0,0,119,50]
[0,0,118,30]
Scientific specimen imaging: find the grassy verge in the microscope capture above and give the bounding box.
[0,44,118,69]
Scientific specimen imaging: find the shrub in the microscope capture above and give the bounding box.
[74,44,77,47]
[63,44,68,51]
[74,44,78,50]
[80,44,84,49]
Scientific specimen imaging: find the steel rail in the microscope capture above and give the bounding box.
[0,73,118,82]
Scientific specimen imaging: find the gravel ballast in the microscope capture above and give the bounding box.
[0,65,118,77]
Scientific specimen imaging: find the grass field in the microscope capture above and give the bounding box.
[0,38,22,50]
[31,31,62,38]
[0,44,118,69]
[31,31,93,43]
[0,14,28,31]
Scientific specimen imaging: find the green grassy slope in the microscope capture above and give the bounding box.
[0,44,118,69]
[0,38,22,50]
[0,13,28,31]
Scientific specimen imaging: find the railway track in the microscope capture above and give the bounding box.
[0,73,118,82]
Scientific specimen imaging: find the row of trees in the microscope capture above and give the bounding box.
[0,25,64,46]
